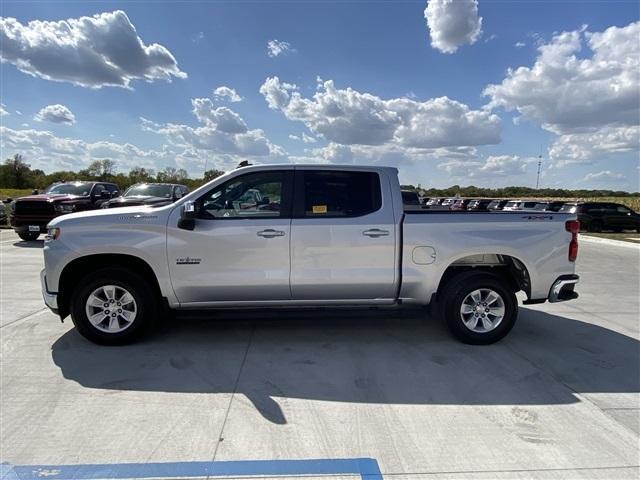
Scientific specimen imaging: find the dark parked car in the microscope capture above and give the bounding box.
[560,202,640,232]
[467,199,494,211]
[487,199,509,211]
[533,201,566,212]
[9,181,120,241]
[104,183,189,209]
[450,198,472,211]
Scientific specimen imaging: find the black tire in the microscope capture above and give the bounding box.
[439,271,518,345]
[588,220,603,233]
[18,231,39,241]
[70,267,157,345]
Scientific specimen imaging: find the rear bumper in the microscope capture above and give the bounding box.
[40,269,59,313]
[548,274,579,303]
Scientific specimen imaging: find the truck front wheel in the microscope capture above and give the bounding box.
[70,267,156,345]
[440,271,518,345]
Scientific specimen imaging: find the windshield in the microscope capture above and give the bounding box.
[44,183,92,196]
[125,184,173,198]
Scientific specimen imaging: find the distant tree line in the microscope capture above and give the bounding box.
[1,154,637,198]
[0,155,225,192]
[400,183,639,198]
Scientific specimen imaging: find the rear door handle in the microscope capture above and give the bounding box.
[362,228,390,238]
[257,229,285,238]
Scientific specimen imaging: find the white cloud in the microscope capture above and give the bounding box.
[0,104,8,116]
[260,76,501,148]
[583,170,625,182]
[191,99,248,133]
[424,0,483,54]
[0,125,179,172]
[0,11,187,88]
[267,39,295,57]
[438,155,535,178]
[142,95,284,161]
[484,22,640,164]
[34,104,76,125]
[549,126,640,165]
[301,132,317,144]
[212,86,243,102]
[514,41,526,48]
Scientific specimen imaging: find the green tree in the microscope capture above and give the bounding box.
[0,154,32,188]
[204,169,225,181]
[83,159,117,181]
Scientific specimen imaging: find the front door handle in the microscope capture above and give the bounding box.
[257,229,286,238]
[362,228,390,238]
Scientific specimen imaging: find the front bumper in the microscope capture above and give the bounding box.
[548,274,579,303]
[40,269,59,312]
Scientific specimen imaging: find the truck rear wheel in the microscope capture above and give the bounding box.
[440,271,518,345]
[70,267,156,345]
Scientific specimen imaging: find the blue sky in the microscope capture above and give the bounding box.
[1,0,638,190]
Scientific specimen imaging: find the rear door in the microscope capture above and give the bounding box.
[290,169,397,301]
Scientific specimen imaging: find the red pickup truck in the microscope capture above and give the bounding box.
[9,181,120,240]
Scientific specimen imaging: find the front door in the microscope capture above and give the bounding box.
[167,170,293,305]
[290,169,398,301]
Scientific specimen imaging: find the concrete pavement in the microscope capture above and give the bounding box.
[1,229,638,479]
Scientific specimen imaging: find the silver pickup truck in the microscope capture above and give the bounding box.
[41,164,580,345]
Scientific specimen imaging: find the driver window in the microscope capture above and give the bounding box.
[200,171,283,219]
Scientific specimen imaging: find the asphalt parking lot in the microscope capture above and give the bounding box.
[1,229,639,479]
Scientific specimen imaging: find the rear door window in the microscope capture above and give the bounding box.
[296,170,381,218]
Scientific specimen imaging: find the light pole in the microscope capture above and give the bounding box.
[535,155,542,189]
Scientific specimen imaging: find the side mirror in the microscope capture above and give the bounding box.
[178,200,196,231]
[32,189,39,195]
[111,191,120,198]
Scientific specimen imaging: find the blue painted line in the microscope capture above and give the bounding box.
[2,458,383,480]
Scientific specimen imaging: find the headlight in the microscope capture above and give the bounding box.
[45,227,61,241]
[54,204,75,213]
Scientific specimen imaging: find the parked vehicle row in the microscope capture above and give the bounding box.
[409,196,640,232]
[4,181,189,240]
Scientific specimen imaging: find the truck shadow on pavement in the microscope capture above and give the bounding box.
[51,308,640,424]
[11,239,44,248]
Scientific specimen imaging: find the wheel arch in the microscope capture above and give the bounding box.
[435,253,532,301]
[58,254,163,319]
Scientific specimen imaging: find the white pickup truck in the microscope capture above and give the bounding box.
[41,164,580,345]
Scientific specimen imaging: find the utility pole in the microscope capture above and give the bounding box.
[535,155,542,189]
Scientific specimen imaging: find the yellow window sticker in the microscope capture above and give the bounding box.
[312,205,327,214]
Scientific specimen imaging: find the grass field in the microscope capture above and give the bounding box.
[0,189,32,200]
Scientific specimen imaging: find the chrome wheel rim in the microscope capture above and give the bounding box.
[85,285,137,333]
[460,288,505,333]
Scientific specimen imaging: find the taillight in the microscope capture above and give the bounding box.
[565,220,579,261]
